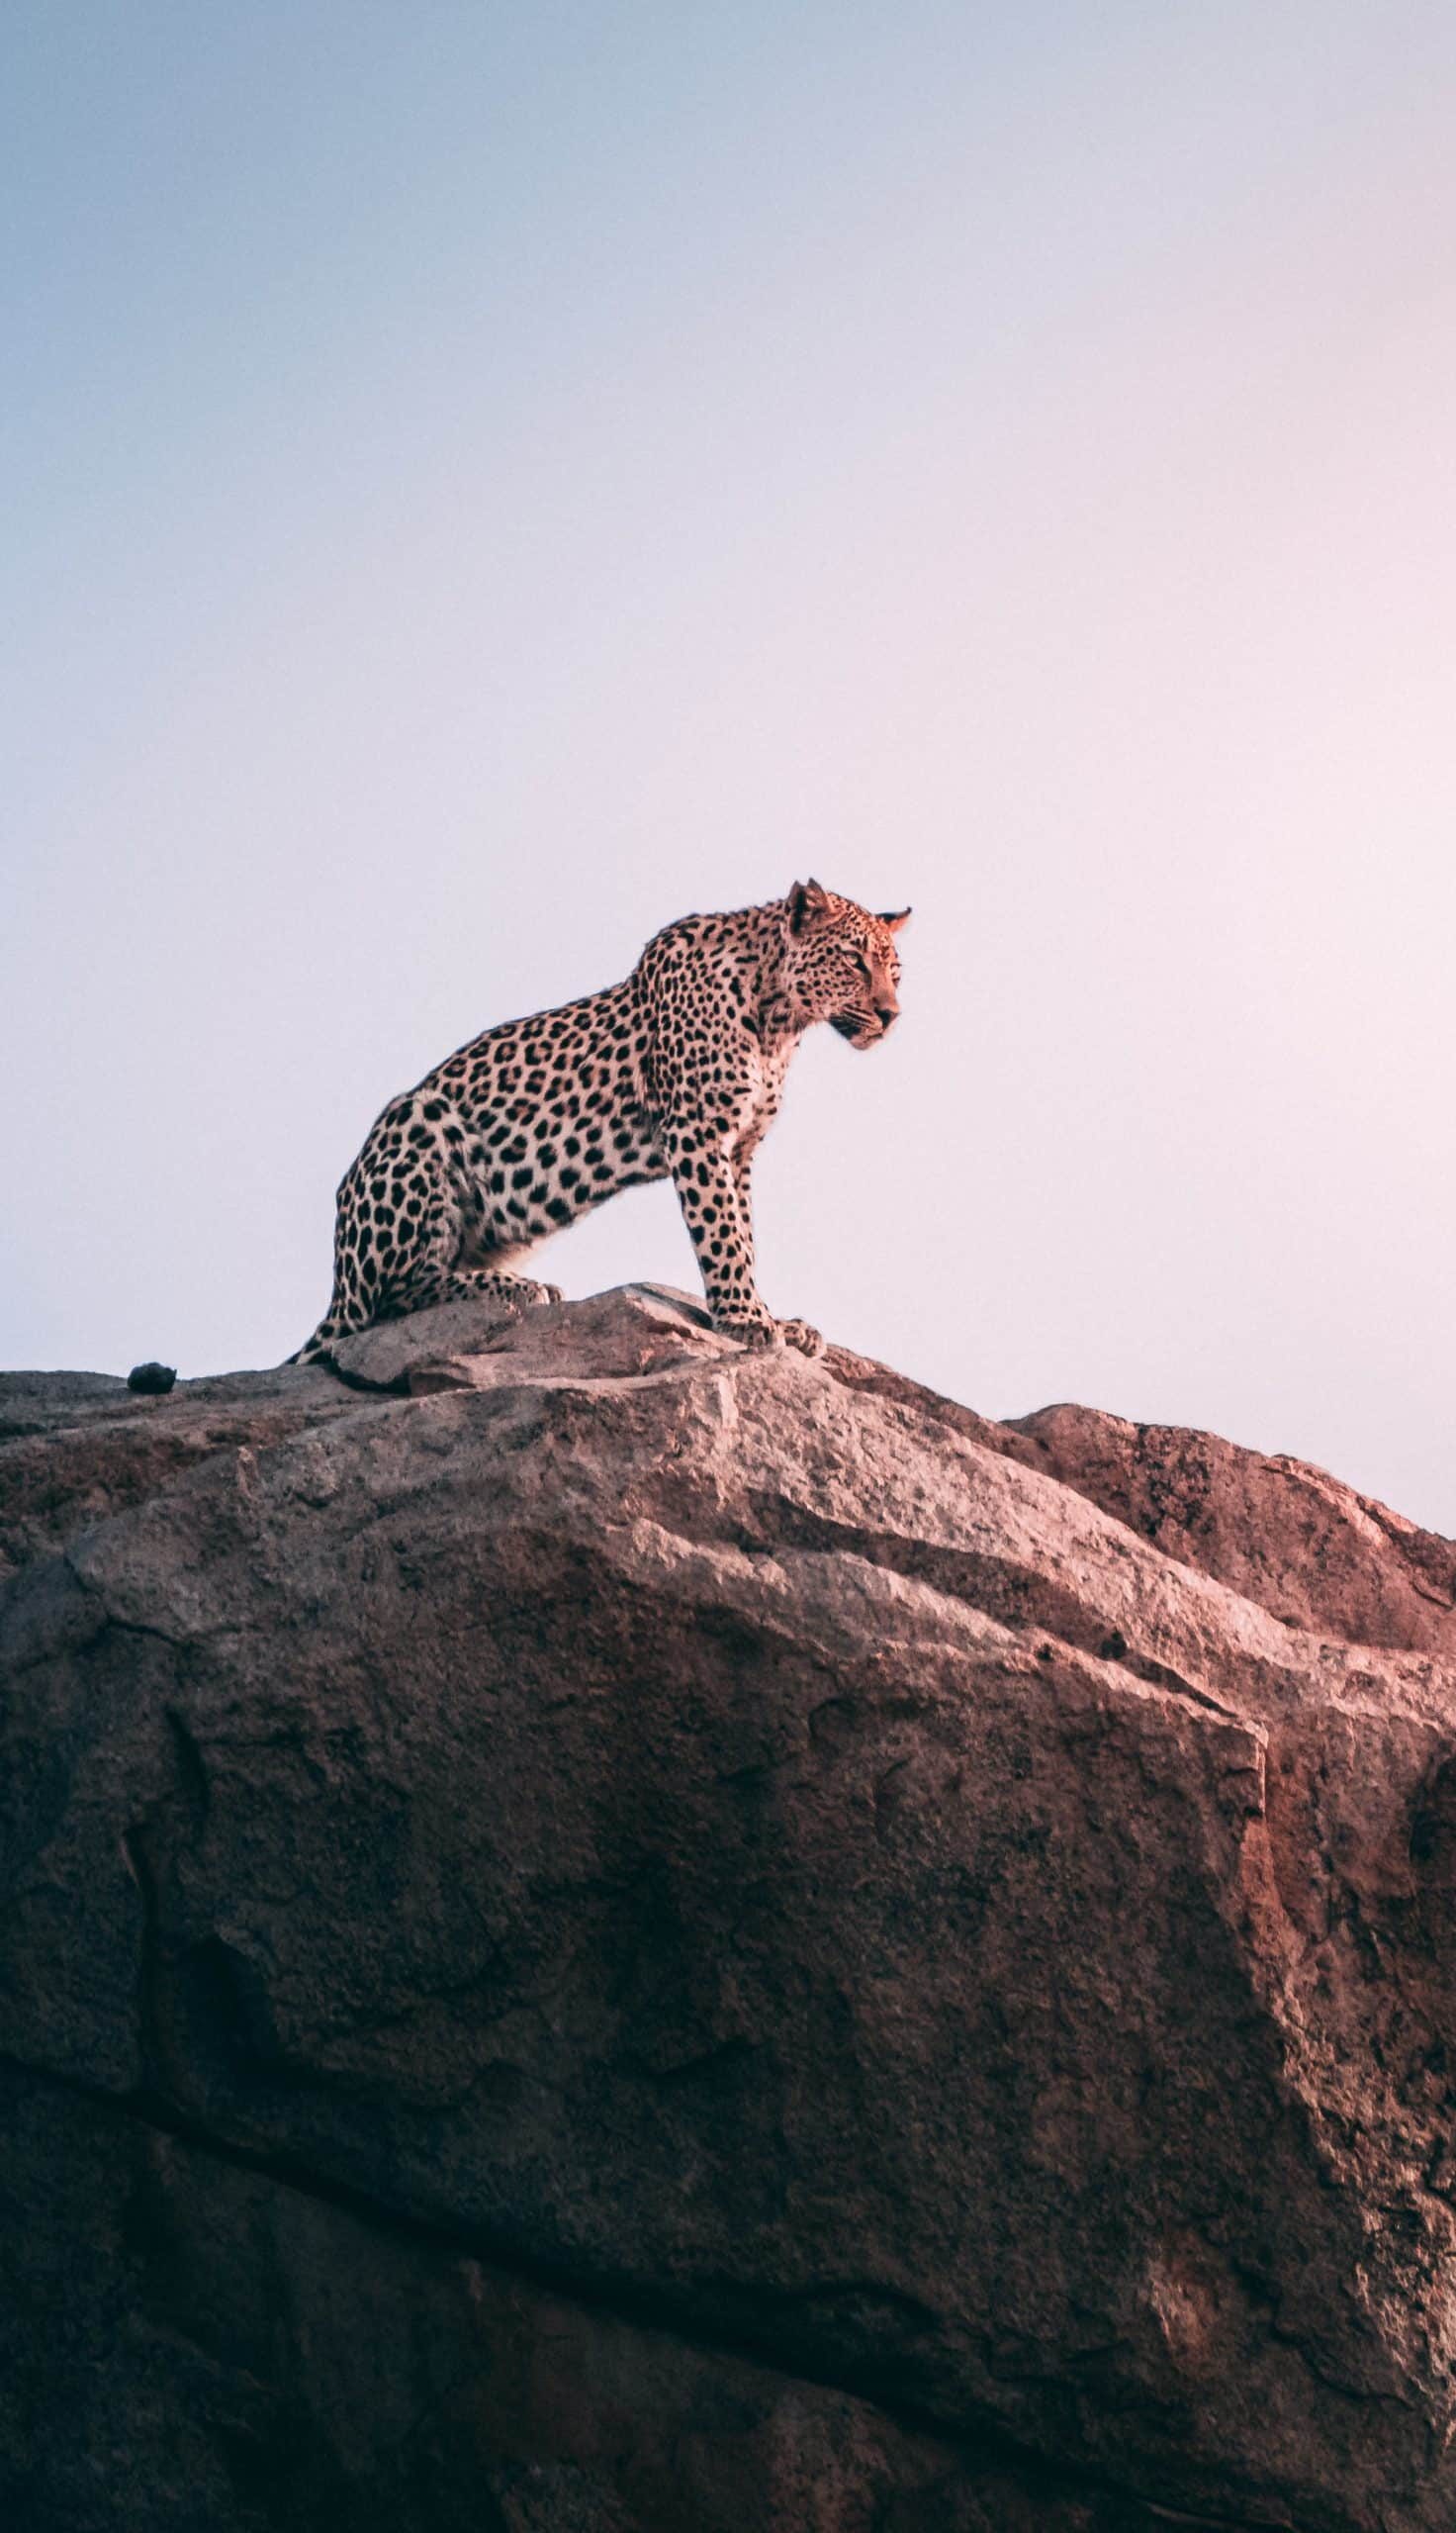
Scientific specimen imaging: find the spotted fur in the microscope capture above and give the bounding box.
[291,880,909,1365]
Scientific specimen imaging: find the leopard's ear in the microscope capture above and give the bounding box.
[877,906,912,932]
[787,878,830,934]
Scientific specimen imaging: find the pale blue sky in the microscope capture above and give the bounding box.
[5,3,1455,1529]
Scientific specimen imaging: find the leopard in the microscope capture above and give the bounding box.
[290,879,909,1367]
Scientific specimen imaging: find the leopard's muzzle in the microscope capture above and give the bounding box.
[831,1006,896,1048]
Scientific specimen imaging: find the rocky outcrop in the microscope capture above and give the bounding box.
[3,1284,1456,2532]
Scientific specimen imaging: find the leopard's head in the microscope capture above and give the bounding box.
[783,880,910,1050]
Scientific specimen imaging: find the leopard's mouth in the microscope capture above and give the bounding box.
[831,1010,882,1047]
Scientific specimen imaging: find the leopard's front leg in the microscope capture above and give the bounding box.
[664,1119,768,1333]
[664,1125,823,1357]
[730,1147,824,1357]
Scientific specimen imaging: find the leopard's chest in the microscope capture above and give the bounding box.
[737,1045,791,1150]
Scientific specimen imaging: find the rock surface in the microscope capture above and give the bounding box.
[3,1284,1456,2531]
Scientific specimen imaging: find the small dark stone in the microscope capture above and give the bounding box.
[127,1360,177,1395]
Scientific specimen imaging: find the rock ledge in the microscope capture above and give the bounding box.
[3,1285,1455,2532]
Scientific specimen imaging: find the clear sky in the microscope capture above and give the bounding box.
[4,3,1454,1531]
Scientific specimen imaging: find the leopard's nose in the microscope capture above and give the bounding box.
[875,1002,898,1030]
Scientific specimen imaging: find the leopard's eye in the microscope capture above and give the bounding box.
[854,953,871,978]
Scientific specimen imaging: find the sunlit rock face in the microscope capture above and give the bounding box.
[3,1285,1456,2533]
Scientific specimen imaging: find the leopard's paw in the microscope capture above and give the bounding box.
[714,1314,778,1351]
[506,1278,563,1309]
[776,1318,825,1359]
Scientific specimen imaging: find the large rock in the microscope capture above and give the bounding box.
[3,1284,1455,2531]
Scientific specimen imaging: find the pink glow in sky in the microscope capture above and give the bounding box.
[4,3,1455,1527]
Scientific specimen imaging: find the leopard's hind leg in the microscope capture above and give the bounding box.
[382,1170,563,1316]
[289,1109,568,1364]
[393,1257,563,1315]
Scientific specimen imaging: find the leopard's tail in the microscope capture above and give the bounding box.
[286,1308,356,1368]
[286,1325,333,1367]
